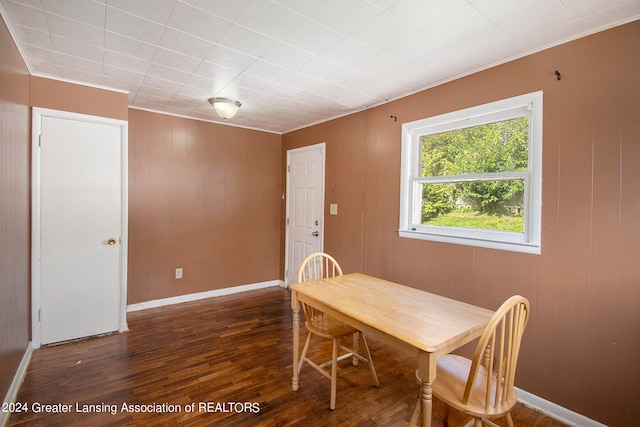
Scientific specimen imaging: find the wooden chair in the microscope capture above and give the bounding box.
[410,295,530,427]
[296,252,380,410]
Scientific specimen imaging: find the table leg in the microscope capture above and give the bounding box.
[417,352,436,427]
[420,379,433,427]
[292,291,300,391]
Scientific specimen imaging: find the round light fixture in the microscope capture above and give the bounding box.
[208,97,241,121]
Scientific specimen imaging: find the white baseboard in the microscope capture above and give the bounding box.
[516,387,607,427]
[1,343,33,427]
[127,279,285,312]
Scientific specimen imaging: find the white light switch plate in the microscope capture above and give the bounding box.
[330,204,338,215]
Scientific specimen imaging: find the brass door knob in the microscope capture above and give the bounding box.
[108,238,117,245]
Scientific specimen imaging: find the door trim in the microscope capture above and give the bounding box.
[31,107,129,348]
[284,143,325,287]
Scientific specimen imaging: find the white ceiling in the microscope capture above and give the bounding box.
[1,0,638,134]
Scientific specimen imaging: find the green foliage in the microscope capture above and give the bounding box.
[464,179,524,214]
[421,183,459,221]
[420,117,528,222]
[426,211,524,233]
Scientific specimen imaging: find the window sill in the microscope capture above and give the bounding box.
[398,229,541,255]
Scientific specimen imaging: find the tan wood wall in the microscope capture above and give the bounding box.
[127,109,282,303]
[282,21,640,427]
[30,76,128,121]
[24,79,283,304]
[0,14,30,401]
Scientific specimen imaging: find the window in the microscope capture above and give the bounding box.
[399,91,542,254]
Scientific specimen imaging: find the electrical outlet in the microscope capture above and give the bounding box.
[175,268,183,279]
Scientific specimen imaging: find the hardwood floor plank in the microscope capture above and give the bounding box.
[8,287,568,426]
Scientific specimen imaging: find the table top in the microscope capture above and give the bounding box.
[290,273,494,354]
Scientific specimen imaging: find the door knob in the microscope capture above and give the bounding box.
[108,238,117,245]
[312,231,319,237]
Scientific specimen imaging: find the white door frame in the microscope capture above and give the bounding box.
[284,143,325,287]
[31,107,128,348]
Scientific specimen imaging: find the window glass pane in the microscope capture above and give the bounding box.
[400,91,542,253]
[419,117,529,177]
[420,179,525,232]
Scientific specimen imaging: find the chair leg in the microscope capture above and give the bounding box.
[352,332,359,366]
[330,338,339,410]
[360,333,379,387]
[443,404,450,426]
[409,400,420,427]
[297,332,312,374]
[505,412,514,427]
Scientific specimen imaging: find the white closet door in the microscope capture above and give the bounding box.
[39,115,122,345]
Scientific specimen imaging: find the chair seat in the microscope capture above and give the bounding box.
[305,312,359,340]
[432,354,518,419]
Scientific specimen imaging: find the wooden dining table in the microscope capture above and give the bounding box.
[290,273,494,427]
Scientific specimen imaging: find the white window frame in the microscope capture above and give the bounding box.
[399,91,543,254]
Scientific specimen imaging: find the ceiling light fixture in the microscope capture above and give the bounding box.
[208,97,241,121]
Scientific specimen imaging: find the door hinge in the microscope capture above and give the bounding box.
[287,164,290,173]
[286,217,289,225]
[38,134,42,147]
[38,309,41,321]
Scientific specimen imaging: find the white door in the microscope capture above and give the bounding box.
[285,143,325,286]
[33,109,128,346]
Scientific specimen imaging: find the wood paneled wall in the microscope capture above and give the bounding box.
[30,76,128,121]
[128,109,282,304]
[0,14,30,401]
[25,79,283,305]
[282,21,640,427]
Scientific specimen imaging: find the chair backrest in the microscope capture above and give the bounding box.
[297,252,343,283]
[463,295,530,412]
[297,253,343,327]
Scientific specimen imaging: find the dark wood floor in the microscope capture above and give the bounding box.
[8,287,568,426]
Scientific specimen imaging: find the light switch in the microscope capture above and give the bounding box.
[175,268,183,279]
[330,204,338,215]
